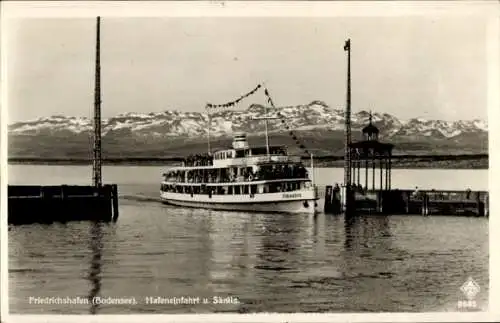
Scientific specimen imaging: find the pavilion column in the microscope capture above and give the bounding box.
[351,159,355,186]
[379,158,383,191]
[385,156,389,191]
[355,159,358,186]
[388,154,392,189]
[365,159,368,190]
[372,156,375,191]
[357,160,361,186]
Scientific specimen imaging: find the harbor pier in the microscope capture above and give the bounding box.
[8,185,119,225]
[8,17,119,225]
[324,186,488,217]
[322,109,488,217]
[326,38,489,217]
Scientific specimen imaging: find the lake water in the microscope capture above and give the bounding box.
[8,166,489,313]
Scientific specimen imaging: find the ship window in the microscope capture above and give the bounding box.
[235,150,245,158]
[243,185,249,194]
[251,147,266,155]
[228,186,233,195]
[234,186,241,195]
[250,185,257,194]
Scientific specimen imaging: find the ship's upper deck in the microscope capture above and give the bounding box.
[172,132,303,171]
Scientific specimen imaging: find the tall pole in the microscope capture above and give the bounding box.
[252,109,278,157]
[344,39,352,188]
[206,107,211,154]
[92,16,102,188]
[310,153,315,187]
[264,104,270,157]
[262,86,280,158]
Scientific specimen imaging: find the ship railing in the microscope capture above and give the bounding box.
[212,155,302,165]
[163,176,312,185]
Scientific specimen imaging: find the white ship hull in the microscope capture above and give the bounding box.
[160,190,319,214]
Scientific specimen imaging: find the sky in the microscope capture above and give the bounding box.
[6,15,489,122]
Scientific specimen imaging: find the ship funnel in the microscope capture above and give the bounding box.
[232,132,249,149]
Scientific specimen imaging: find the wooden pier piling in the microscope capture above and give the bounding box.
[324,185,342,214]
[111,184,119,222]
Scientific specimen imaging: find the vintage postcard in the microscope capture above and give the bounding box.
[1,1,498,323]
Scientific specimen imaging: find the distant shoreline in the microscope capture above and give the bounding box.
[8,154,488,169]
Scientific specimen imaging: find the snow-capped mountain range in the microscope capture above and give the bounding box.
[9,101,487,141]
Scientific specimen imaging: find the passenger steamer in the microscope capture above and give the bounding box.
[160,132,319,214]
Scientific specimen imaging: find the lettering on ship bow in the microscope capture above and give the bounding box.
[282,193,302,199]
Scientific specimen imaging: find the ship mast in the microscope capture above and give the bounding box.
[92,16,102,187]
[253,99,279,157]
[264,104,270,156]
[255,85,281,157]
[344,38,352,188]
[206,107,211,154]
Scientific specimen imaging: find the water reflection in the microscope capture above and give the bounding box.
[343,215,392,254]
[193,209,213,291]
[87,221,103,314]
[344,216,357,251]
[256,214,301,272]
[8,199,489,313]
[308,212,326,258]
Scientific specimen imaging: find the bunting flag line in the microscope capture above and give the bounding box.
[206,84,262,109]
[263,87,311,157]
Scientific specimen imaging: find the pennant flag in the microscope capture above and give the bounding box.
[344,39,351,51]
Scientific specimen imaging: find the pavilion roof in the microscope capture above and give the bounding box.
[348,140,394,151]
